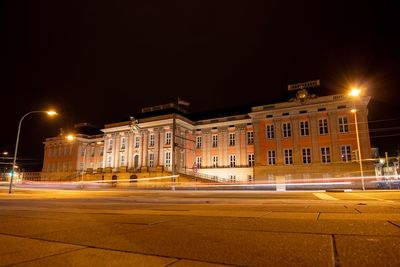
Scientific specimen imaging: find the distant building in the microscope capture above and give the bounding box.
[42,90,373,182]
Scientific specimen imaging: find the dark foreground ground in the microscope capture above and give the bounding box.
[0,188,399,267]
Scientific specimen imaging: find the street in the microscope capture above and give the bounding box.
[0,188,399,266]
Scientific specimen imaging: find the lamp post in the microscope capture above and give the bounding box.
[9,110,57,193]
[349,89,365,190]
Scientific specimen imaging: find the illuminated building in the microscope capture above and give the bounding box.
[42,89,372,182]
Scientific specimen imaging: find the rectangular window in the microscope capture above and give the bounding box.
[121,137,126,150]
[229,175,236,182]
[248,153,255,167]
[284,149,293,165]
[195,156,202,168]
[266,125,275,139]
[248,175,253,182]
[135,137,140,148]
[247,131,254,144]
[149,153,154,167]
[196,136,202,148]
[212,156,218,168]
[341,145,351,162]
[149,134,155,147]
[165,132,171,145]
[300,121,309,136]
[229,133,235,146]
[165,151,171,167]
[81,147,85,157]
[302,148,311,164]
[108,139,113,151]
[321,147,331,163]
[229,154,236,167]
[91,147,95,157]
[120,154,125,166]
[212,134,218,147]
[319,118,329,135]
[100,146,104,156]
[338,116,349,133]
[268,150,276,165]
[282,122,292,138]
[107,156,112,167]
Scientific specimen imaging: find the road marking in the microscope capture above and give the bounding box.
[347,193,394,203]
[313,193,338,200]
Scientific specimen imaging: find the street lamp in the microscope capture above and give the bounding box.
[348,89,365,190]
[9,110,58,193]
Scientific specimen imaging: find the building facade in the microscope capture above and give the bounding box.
[42,91,373,182]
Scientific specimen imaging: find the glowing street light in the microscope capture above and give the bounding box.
[9,110,58,193]
[348,89,364,190]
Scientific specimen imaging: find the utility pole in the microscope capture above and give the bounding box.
[171,114,176,190]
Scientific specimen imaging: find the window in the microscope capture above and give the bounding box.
[266,125,274,139]
[248,175,253,182]
[91,147,95,157]
[282,122,291,138]
[196,136,202,148]
[248,153,255,167]
[81,147,85,157]
[121,137,126,150]
[247,131,254,144]
[300,121,309,136]
[338,116,349,133]
[108,139,113,151]
[229,133,235,146]
[135,137,140,148]
[165,151,171,167]
[100,146,104,156]
[284,149,293,165]
[120,154,125,166]
[319,118,329,135]
[229,175,236,182]
[341,145,351,162]
[268,150,276,165]
[165,132,171,145]
[302,148,311,164]
[212,134,218,147]
[321,147,331,163]
[212,156,218,168]
[195,156,202,168]
[107,156,112,167]
[229,154,236,167]
[149,134,155,147]
[149,153,154,167]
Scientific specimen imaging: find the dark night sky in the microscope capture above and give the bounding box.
[1,1,400,170]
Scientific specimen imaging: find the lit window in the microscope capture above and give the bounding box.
[135,137,140,148]
[149,134,155,147]
[165,151,171,167]
[108,139,113,151]
[121,137,126,150]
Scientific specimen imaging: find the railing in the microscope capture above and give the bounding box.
[180,170,227,183]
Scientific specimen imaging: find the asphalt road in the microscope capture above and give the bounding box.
[0,188,399,266]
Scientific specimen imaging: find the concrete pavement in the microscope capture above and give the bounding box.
[0,189,399,266]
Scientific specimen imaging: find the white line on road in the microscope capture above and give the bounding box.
[313,193,338,200]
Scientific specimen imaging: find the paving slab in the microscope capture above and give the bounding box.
[0,233,83,266]
[334,235,400,267]
[11,247,177,267]
[169,259,232,267]
[84,224,334,266]
[319,213,400,221]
